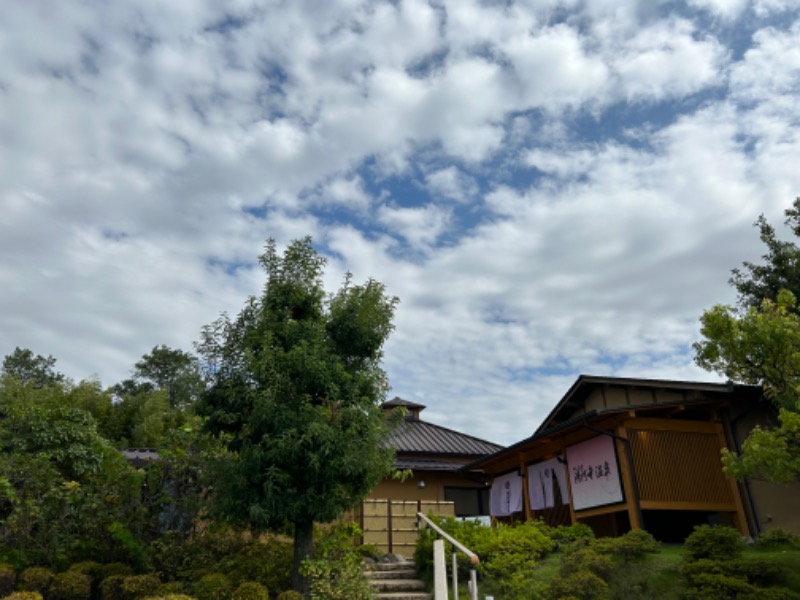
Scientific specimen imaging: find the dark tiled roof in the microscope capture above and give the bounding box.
[386,419,502,456]
[121,448,160,468]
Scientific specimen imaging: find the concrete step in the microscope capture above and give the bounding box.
[373,594,433,600]
[365,560,431,600]
[366,561,417,571]
[365,569,417,580]
[370,579,426,592]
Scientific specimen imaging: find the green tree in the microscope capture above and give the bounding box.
[196,237,398,596]
[0,376,116,481]
[730,197,800,311]
[695,290,800,482]
[2,347,65,388]
[0,374,150,568]
[695,200,800,482]
[113,345,203,408]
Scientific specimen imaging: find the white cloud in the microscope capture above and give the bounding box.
[425,167,478,202]
[377,204,452,250]
[610,18,728,101]
[2,1,800,446]
[688,0,749,21]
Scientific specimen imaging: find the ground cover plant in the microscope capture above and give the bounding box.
[416,520,800,600]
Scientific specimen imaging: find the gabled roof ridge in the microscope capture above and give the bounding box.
[534,373,752,435]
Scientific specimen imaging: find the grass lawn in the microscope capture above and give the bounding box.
[457,543,800,600]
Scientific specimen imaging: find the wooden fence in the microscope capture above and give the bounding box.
[356,499,455,555]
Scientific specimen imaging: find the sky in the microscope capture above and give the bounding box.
[2,0,800,446]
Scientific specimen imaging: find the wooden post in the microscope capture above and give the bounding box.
[520,453,532,521]
[358,501,365,546]
[615,426,642,530]
[562,442,577,526]
[715,422,749,536]
[387,499,393,554]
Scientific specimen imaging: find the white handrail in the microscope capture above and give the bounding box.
[417,512,479,600]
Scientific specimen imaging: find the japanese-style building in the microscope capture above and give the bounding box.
[468,376,800,541]
[370,397,502,515]
[359,397,502,553]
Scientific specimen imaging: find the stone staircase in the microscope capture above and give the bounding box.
[365,560,432,600]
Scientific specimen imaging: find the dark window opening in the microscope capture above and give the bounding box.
[444,486,489,517]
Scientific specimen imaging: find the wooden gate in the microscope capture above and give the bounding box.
[357,499,455,555]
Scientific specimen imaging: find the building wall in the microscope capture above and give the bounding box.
[730,402,800,535]
[747,479,800,534]
[370,471,487,503]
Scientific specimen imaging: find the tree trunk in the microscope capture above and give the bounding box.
[292,518,314,598]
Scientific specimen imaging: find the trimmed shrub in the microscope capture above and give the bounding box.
[540,522,595,547]
[733,558,789,587]
[140,596,197,600]
[17,568,55,596]
[757,528,800,548]
[155,582,185,595]
[684,524,744,562]
[231,582,269,600]
[99,575,125,600]
[0,564,16,597]
[68,563,102,579]
[121,574,161,600]
[559,547,613,580]
[193,574,232,600]
[682,557,788,588]
[97,563,134,580]
[275,592,302,600]
[683,572,755,599]
[550,570,609,600]
[67,562,103,600]
[681,559,726,586]
[153,527,291,593]
[49,570,92,600]
[2,593,44,600]
[593,528,660,561]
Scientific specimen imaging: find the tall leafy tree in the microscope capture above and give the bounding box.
[196,237,398,595]
[730,197,800,311]
[113,345,203,408]
[695,290,800,482]
[695,198,800,483]
[2,347,65,388]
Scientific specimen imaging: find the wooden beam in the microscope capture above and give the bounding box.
[639,500,737,511]
[561,440,577,527]
[520,453,532,521]
[623,417,718,434]
[715,422,750,536]
[573,503,627,519]
[615,425,642,530]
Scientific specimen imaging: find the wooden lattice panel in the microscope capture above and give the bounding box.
[359,499,454,553]
[628,428,733,506]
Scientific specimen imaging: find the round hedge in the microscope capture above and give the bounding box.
[231,582,268,600]
[49,570,92,600]
[17,567,55,596]
[121,574,161,600]
[0,564,16,597]
[194,574,232,600]
[2,592,44,600]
